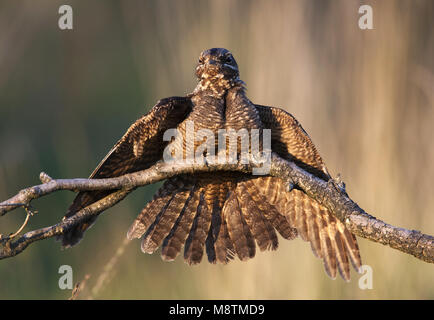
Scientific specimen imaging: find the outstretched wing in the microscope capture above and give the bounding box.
[255,104,362,280]
[255,104,330,180]
[60,96,193,247]
[90,96,193,179]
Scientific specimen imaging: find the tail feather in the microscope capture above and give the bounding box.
[295,193,308,241]
[257,177,299,233]
[203,180,236,264]
[332,223,351,281]
[322,211,349,280]
[161,186,201,261]
[272,214,298,240]
[237,181,278,251]
[141,182,191,254]
[284,192,297,226]
[305,199,322,258]
[224,191,256,261]
[127,179,179,240]
[124,173,361,281]
[183,190,212,265]
[213,206,235,264]
[317,212,337,279]
[252,177,298,240]
[246,179,298,240]
[339,224,362,272]
[252,176,362,280]
[205,199,223,263]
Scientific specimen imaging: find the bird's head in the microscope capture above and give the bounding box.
[194,48,242,96]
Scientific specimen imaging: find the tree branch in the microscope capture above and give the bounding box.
[0,154,432,263]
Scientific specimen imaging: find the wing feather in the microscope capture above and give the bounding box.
[256,105,362,280]
[255,104,329,179]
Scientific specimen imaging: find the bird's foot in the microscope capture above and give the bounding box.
[330,173,347,194]
[285,181,295,192]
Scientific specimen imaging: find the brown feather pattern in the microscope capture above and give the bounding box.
[61,97,193,247]
[246,178,298,240]
[237,181,279,251]
[141,180,191,254]
[62,49,362,281]
[224,191,256,261]
[127,179,179,240]
[161,185,200,261]
[256,106,362,279]
[184,190,212,265]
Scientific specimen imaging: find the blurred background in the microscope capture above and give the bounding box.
[0,0,433,299]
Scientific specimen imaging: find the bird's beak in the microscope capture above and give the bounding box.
[205,60,221,72]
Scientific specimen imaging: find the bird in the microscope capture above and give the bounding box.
[59,48,362,281]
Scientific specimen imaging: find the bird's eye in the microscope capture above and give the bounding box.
[223,55,233,63]
[198,57,204,64]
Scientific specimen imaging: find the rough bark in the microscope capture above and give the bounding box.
[0,154,432,263]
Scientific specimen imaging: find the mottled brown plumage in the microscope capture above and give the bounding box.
[61,48,362,280]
